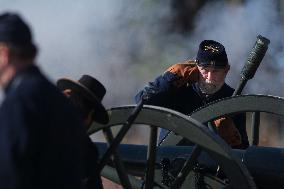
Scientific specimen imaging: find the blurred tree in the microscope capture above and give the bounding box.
[168,0,246,33]
[169,0,206,33]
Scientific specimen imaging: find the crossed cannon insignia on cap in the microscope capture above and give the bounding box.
[204,45,219,52]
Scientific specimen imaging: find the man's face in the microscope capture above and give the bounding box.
[0,43,9,86]
[197,65,229,94]
[62,89,94,129]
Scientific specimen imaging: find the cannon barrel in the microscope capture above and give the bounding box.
[95,142,284,189]
[241,35,270,80]
[233,35,270,96]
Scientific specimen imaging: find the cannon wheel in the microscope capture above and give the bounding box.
[160,94,284,146]
[88,105,256,189]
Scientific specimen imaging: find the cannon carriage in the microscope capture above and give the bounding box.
[88,95,284,189]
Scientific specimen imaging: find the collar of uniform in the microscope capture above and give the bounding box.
[4,65,38,94]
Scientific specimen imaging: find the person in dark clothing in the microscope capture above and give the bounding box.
[57,75,109,189]
[135,40,249,149]
[0,12,87,188]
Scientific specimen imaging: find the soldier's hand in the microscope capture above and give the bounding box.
[141,83,159,101]
[164,61,199,88]
[214,117,242,147]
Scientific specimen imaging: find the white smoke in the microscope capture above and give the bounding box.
[1,1,284,145]
[190,0,284,95]
[0,0,283,104]
[0,0,175,106]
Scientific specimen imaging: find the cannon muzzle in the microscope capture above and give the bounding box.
[233,35,270,96]
[240,35,270,80]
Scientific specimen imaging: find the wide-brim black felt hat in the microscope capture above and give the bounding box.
[57,75,109,124]
[196,40,228,68]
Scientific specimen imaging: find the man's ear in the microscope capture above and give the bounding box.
[62,89,72,97]
[225,64,230,73]
[0,43,9,66]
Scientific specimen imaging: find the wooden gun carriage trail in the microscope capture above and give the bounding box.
[87,35,284,189]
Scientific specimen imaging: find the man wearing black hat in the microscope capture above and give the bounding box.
[135,40,249,149]
[0,12,87,189]
[57,75,109,189]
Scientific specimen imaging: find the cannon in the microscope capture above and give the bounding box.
[87,35,283,188]
[88,96,284,189]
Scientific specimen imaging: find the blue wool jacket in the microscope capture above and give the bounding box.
[0,65,91,189]
[135,70,249,149]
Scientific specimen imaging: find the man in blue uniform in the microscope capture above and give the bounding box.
[135,40,249,149]
[0,12,87,188]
